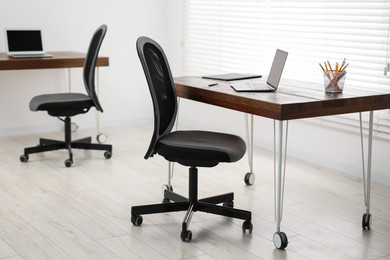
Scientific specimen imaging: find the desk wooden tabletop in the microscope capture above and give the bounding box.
[174,76,390,120]
[0,51,109,70]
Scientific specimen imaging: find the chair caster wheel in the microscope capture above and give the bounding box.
[64,159,73,168]
[273,232,288,249]
[244,172,255,185]
[20,154,29,163]
[97,133,107,143]
[223,200,234,208]
[162,184,173,197]
[71,122,79,132]
[104,151,112,159]
[181,230,192,242]
[242,220,253,233]
[162,184,173,191]
[131,215,143,226]
[362,213,372,230]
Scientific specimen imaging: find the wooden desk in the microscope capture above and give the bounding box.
[175,76,390,120]
[0,51,109,70]
[174,76,390,249]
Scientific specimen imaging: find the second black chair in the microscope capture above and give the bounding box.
[131,36,252,242]
[20,25,112,167]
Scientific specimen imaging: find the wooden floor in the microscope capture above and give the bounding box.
[1,124,390,260]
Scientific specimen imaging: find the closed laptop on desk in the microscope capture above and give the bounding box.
[5,29,52,58]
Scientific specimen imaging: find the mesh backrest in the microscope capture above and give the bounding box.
[83,25,107,112]
[137,37,177,158]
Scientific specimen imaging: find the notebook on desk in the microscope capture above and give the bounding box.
[5,29,52,58]
[231,49,288,92]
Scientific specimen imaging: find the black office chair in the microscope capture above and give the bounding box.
[20,25,112,167]
[131,36,252,242]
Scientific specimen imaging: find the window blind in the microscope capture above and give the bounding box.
[182,0,390,138]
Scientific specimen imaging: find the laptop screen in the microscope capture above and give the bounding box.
[266,49,288,88]
[6,30,44,52]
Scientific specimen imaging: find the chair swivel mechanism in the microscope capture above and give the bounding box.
[131,36,253,242]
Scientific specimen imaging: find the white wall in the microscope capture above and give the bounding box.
[0,0,171,135]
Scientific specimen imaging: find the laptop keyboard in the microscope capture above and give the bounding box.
[232,81,274,91]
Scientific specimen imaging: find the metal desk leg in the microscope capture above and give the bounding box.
[273,120,289,249]
[66,68,79,132]
[66,69,78,131]
[244,113,255,185]
[95,68,108,143]
[162,98,181,194]
[359,111,373,229]
[67,68,72,92]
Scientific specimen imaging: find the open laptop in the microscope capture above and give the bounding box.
[5,29,52,58]
[231,49,288,92]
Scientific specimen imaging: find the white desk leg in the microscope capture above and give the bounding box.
[67,68,72,92]
[359,111,373,229]
[66,68,80,132]
[273,120,289,249]
[95,68,108,143]
[163,98,181,193]
[244,113,255,185]
[96,68,101,133]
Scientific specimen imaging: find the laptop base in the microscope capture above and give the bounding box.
[231,81,275,92]
[8,53,53,59]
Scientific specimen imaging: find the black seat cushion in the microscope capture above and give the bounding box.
[29,93,94,117]
[156,130,246,167]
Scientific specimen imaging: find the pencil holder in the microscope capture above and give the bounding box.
[323,70,346,93]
